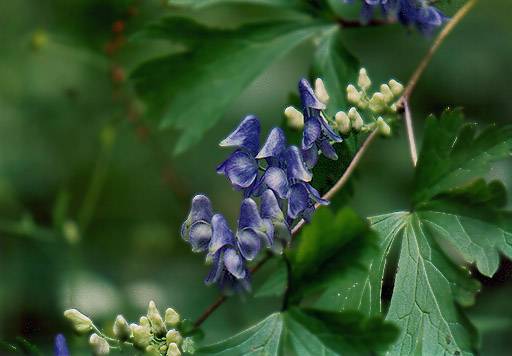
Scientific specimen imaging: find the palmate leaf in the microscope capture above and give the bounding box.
[316,109,512,355]
[131,17,328,154]
[196,308,398,355]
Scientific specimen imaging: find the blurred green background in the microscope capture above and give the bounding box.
[0,0,511,354]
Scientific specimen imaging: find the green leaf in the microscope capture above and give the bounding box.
[167,0,303,9]
[254,258,288,298]
[413,109,512,204]
[132,18,327,154]
[311,27,358,116]
[196,308,398,355]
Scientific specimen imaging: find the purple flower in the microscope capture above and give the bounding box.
[54,334,69,356]
[181,195,214,253]
[288,182,328,221]
[260,189,290,253]
[236,199,274,260]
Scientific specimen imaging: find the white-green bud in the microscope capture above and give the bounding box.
[348,108,364,131]
[376,117,391,136]
[165,308,180,329]
[167,343,182,356]
[380,84,394,103]
[314,78,329,104]
[64,309,93,334]
[358,68,371,91]
[147,301,166,337]
[388,79,404,96]
[145,345,160,356]
[346,84,361,105]
[131,323,152,349]
[335,111,351,134]
[139,316,151,329]
[369,92,387,113]
[284,106,304,130]
[113,315,131,341]
[166,329,183,346]
[89,333,110,355]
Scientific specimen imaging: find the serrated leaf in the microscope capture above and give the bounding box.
[131,18,327,154]
[167,0,303,9]
[196,308,398,355]
[413,109,512,204]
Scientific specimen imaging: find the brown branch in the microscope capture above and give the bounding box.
[403,100,418,166]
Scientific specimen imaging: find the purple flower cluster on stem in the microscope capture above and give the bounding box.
[181,79,342,293]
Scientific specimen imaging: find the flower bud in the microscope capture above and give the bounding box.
[113,315,131,341]
[346,84,361,105]
[314,78,330,104]
[167,343,182,356]
[335,111,351,134]
[166,329,183,346]
[358,68,371,91]
[380,84,394,103]
[147,301,166,337]
[131,323,152,349]
[284,106,304,130]
[64,309,93,334]
[139,316,151,329]
[165,308,180,328]
[376,117,391,136]
[89,333,110,355]
[369,92,386,113]
[388,79,404,96]
[348,108,364,131]
[145,345,160,356]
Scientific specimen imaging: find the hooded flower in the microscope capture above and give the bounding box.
[54,334,69,356]
[181,195,214,253]
[236,198,274,260]
[260,189,290,253]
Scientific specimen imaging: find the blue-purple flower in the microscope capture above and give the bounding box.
[54,334,69,356]
[181,195,213,253]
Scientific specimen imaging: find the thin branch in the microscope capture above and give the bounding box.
[403,100,418,166]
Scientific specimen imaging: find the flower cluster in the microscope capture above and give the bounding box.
[346,0,447,34]
[182,78,346,293]
[64,302,193,355]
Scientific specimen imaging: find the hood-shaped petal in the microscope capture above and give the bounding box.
[262,167,289,199]
[54,334,69,356]
[238,198,264,230]
[287,182,310,219]
[298,78,326,110]
[256,127,287,159]
[204,250,224,285]
[181,194,213,241]
[302,117,322,150]
[318,139,338,160]
[301,145,318,169]
[221,150,258,188]
[189,221,213,252]
[223,248,246,279]
[260,189,285,221]
[209,214,235,254]
[286,146,312,182]
[236,228,261,261]
[219,115,260,154]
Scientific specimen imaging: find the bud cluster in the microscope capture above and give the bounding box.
[64,301,193,355]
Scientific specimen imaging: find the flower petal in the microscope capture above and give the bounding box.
[286,146,312,182]
[299,78,326,110]
[301,145,318,169]
[256,127,287,159]
[287,183,309,219]
[189,221,213,252]
[209,214,235,254]
[219,115,260,154]
[319,115,343,142]
[260,189,284,221]
[306,183,329,206]
[222,150,258,188]
[318,139,338,160]
[262,167,289,199]
[302,117,322,149]
[204,250,224,285]
[236,228,261,261]
[238,198,264,230]
[223,248,246,279]
[181,194,213,241]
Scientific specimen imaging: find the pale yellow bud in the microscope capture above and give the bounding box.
[64,309,93,334]
[335,111,351,134]
[89,333,110,355]
[147,301,166,336]
[284,106,304,130]
[380,84,394,103]
[314,78,330,104]
[388,79,404,96]
[376,117,391,136]
[113,315,131,341]
[167,343,182,356]
[165,308,180,329]
[166,329,183,346]
[139,316,150,329]
[358,68,371,91]
[369,92,386,113]
[131,323,152,349]
[346,84,361,105]
[348,108,364,131]
[145,345,160,356]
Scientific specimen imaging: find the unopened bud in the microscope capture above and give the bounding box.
[284,106,304,130]
[166,329,183,346]
[314,78,330,104]
[145,345,160,355]
[165,308,180,328]
[346,84,361,104]
[358,68,371,91]
[348,108,364,131]
[380,84,394,103]
[388,79,404,96]
[64,309,93,334]
[167,343,182,356]
[139,316,151,329]
[376,117,391,136]
[113,315,131,341]
[89,333,110,355]
[131,323,152,349]
[369,92,387,113]
[147,301,166,337]
[335,111,351,134]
